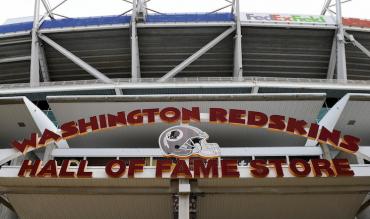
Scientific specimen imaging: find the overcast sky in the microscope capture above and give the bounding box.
[0,0,369,24]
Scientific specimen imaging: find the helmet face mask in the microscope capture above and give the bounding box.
[158,125,220,158]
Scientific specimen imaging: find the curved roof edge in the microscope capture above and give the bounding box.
[0,13,234,35]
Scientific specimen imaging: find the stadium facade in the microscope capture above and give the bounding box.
[0,0,370,218]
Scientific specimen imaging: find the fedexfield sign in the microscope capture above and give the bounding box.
[241,13,336,25]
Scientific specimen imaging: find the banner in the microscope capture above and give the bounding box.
[240,13,336,25]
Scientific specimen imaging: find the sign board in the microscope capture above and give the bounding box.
[240,13,336,25]
[343,17,370,29]
[10,106,363,179]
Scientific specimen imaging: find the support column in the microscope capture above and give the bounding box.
[131,0,141,82]
[30,0,41,87]
[251,86,259,94]
[233,0,243,79]
[335,0,347,80]
[326,31,337,79]
[39,42,50,82]
[178,179,190,219]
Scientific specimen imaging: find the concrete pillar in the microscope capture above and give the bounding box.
[178,179,190,219]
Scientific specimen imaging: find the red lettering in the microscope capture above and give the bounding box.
[229,109,246,125]
[193,159,218,178]
[221,160,240,178]
[127,110,143,125]
[182,107,200,123]
[318,127,341,146]
[78,116,100,135]
[107,112,127,127]
[128,160,145,177]
[38,129,61,146]
[268,159,285,177]
[307,123,320,139]
[77,160,92,178]
[59,160,76,178]
[60,121,79,139]
[209,108,227,123]
[289,159,311,177]
[18,160,41,177]
[156,159,172,178]
[160,107,181,123]
[105,160,126,178]
[98,114,107,129]
[12,133,38,153]
[250,160,269,177]
[37,160,58,177]
[286,118,307,136]
[142,109,159,123]
[268,115,286,131]
[171,160,192,178]
[332,159,354,176]
[247,111,268,127]
[339,135,360,153]
[311,159,335,177]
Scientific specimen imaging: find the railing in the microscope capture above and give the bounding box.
[0,77,370,90]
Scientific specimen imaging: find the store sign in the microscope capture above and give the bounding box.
[12,106,361,179]
[240,13,336,25]
[11,107,361,155]
[17,158,354,178]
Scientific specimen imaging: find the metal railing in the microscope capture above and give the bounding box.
[0,76,370,90]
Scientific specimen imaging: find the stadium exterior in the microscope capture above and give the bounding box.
[0,0,370,218]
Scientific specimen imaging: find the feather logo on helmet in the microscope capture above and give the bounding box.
[158,125,220,158]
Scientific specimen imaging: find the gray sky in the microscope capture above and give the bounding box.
[0,0,369,24]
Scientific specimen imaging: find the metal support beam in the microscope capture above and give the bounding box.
[320,144,332,160]
[136,0,148,21]
[344,32,370,58]
[158,26,236,82]
[321,0,332,15]
[38,42,50,82]
[327,31,337,79]
[306,94,350,147]
[230,0,235,14]
[41,0,55,19]
[115,88,123,95]
[39,0,69,25]
[357,199,370,217]
[233,0,243,79]
[30,0,41,87]
[178,179,190,219]
[0,56,30,64]
[335,0,347,80]
[131,0,141,82]
[251,86,259,94]
[0,195,15,213]
[38,34,113,83]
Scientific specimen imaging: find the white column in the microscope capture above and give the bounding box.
[30,0,41,86]
[233,0,243,79]
[335,0,347,80]
[178,179,190,219]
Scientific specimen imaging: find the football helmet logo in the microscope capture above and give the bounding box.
[158,125,220,158]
